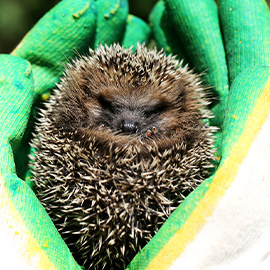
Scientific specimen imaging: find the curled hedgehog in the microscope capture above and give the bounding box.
[30,44,216,269]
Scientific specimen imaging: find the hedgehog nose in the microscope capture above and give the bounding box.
[119,120,140,134]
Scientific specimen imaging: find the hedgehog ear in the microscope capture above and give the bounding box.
[82,84,92,97]
[177,91,184,102]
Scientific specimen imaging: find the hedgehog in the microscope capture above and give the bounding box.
[29,43,216,270]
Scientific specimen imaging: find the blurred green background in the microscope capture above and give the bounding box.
[0,0,158,53]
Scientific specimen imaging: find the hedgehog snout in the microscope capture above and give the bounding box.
[119,119,140,134]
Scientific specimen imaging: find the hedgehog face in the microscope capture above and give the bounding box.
[79,82,184,138]
[93,90,169,136]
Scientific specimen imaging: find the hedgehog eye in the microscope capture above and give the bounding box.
[98,95,115,113]
[144,103,168,117]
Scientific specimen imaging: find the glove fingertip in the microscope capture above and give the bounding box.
[122,15,151,50]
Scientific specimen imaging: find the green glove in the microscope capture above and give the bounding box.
[128,0,270,269]
[0,0,150,269]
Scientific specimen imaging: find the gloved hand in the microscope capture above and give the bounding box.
[0,0,150,269]
[128,0,270,269]
[2,0,270,269]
